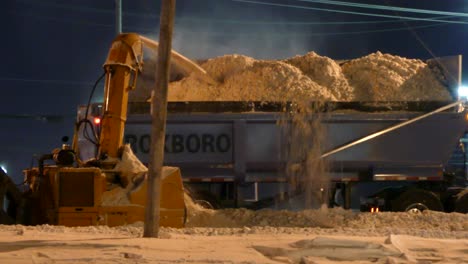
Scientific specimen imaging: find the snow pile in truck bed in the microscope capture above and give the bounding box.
[162,51,452,102]
[341,51,452,101]
[168,55,336,102]
[284,51,354,101]
[202,54,255,83]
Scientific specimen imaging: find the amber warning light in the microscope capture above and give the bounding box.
[93,117,101,125]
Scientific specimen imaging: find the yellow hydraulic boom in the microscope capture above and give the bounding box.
[97,33,212,160]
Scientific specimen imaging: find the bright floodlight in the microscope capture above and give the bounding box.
[0,165,6,174]
[458,86,468,98]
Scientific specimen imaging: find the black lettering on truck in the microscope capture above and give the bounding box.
[217,134,231,153]
[186,134,201,153]
[172,134,184,153]
[202,134,215,152]
[125,133,232,154]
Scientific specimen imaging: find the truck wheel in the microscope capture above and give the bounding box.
[193,191,221,209]
[454,189,468,213]
[392,189,443,213]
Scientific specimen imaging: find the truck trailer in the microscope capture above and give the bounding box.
[77,100,468,213]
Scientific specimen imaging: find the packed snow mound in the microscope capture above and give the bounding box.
[221,60,336,102]
[151,54,256,102]
[202,54,255,83]
[285,51,354,101]
[184,203,468,235]
[184,192,468,233]
[164,51,453,103]
[113,144,147,183]
[102,144,147,206]
[168,74,218,101]
[341,51,452,101]
[168,59,336,102]
[3,208,466,239]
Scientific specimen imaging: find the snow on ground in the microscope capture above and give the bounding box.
[1,209,467,264]
[1,209,467,263]
[185,207,468,238]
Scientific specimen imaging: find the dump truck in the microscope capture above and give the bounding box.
[72,51,468,214]
[74,99,468,214]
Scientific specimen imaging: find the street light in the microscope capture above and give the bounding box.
[458,85,468,98]
[0,165,7,174]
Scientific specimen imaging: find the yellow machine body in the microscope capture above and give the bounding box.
[23,166,185,228]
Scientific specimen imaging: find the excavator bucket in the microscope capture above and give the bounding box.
[128,166,186,228]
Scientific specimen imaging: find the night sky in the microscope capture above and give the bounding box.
[1,0,468,181]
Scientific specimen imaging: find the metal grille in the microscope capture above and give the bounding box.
[58,171,94,207]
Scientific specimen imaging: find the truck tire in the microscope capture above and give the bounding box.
[392,189,443,213]
[454,189,468,214]
[191,190,221,209]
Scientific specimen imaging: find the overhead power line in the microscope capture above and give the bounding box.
[10,8,427,28]
[167,23,446,37]
[7,0,461,38]
[7,8,450,37]
[13,0,460,26]
[379,0,459,86]
[231,0,468,25]
[294,0,468,18]
[7,8,452,37]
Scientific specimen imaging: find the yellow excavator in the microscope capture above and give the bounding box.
[1,33,209,227]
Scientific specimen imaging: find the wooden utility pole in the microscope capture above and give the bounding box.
[143,0,176,238]
[115,0,122,35]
